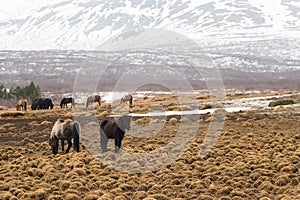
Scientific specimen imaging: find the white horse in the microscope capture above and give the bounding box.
[49,119,81,155]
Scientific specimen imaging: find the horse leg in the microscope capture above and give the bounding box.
[54,140,59,155]
[51,137,59,155]
[61,140,65,152]
[73,122,80,152]
[114,138,122,153]
[66,139,72,153]
[100,131,108,152]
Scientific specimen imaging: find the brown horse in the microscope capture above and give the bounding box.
[16,99,27,111]
[86,95,101,107]
[120,94,133,107]
[100,115,131,152]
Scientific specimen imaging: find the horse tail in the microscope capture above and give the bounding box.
[86,99,89,107]
[72,98,75,108]
[73,122,80,152]
[24,100,27,111]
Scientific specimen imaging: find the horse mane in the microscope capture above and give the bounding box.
[100,119,111,130]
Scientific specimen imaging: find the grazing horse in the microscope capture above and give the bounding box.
[60,97,75,108]
[31,99,40,110]
[31,98,54,110]
[100,115,131,152]
[49,119,81,155]
[120,94,133,107]
[86,95,101,107]
[44,98,54,109]
[16,98,27,111]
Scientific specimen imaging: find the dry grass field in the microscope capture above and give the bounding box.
[0,95,300,200]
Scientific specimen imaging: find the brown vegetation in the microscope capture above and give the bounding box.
[0,95,300,199]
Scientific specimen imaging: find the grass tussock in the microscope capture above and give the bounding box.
[268,99,295,107]
[169,117,177,124]
[134,117,152,125]
[130,106,149,114]
[200,102,222,110]
[165,105,193,111]
[196,94,210,100]
[273,106,288,112]
[0,111,25,117]
[97,111,109,117]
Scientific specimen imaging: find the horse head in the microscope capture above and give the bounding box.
[49,135,59,155]
[16,104,20,111]
[117,115,131,131]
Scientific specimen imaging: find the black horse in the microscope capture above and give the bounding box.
[100,115,131,152]
[60,97,75,108]
[31,98,54,110]
[49,119,81,155]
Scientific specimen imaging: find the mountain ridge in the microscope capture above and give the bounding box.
[0,0,299,50]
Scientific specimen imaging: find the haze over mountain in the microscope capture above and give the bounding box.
[0,0,299,50]
[0,0,300,92]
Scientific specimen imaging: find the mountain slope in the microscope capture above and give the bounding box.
[0,0,299,50]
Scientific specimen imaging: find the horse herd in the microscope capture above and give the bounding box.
[49,115,131,155]
[15,94,133,111]
[14,94,134,154]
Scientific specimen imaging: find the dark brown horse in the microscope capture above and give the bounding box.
[100,115,131,152]
[60,97,75,108]
[31,98,54,110]
[16,99,27,111]
[86,95,101,107]
[49,119,81,155]
[120,94,133,107]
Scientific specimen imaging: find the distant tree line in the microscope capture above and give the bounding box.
[0,81,41,102]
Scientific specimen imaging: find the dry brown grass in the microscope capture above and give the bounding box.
[196,94,210,100]
[200,102,223,110]
[0,95,299,199]
[273,106,288,112]
[0,111,25,117]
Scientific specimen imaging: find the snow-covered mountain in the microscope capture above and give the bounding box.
[0,0,299,50]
